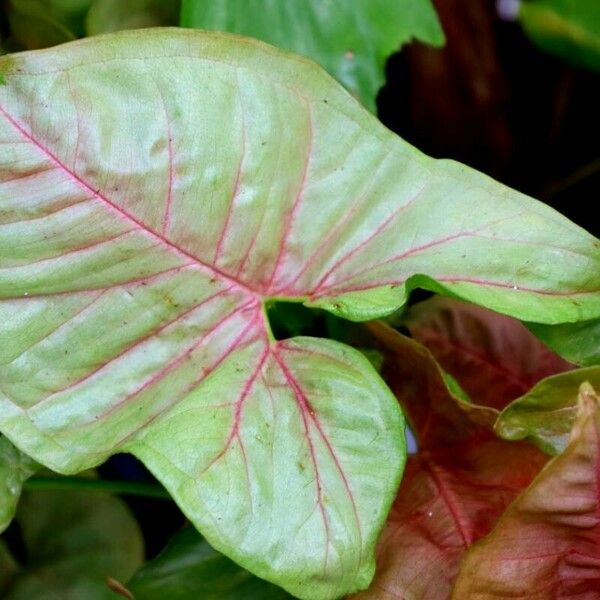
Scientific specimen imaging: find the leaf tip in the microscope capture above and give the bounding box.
[571,381,600,441]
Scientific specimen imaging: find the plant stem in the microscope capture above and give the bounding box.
[23,476,172,499]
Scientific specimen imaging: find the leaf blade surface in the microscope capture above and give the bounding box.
[0,29,599,598]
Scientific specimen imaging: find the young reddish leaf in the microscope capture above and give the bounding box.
[453,383,600,598]
[0,30,598,599]
[496,366,600,455]
[404,297,574,409]
[350,323,548,600]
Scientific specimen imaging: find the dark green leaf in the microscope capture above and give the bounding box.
[128,527,291,599]
[6,0,91,50]
[1,482,143,599]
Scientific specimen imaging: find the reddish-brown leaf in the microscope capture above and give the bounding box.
[404,297,573,409]
[453,383,600,599]
[350,323,547,599]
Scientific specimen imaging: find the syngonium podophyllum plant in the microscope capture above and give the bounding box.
[0,28,599,600]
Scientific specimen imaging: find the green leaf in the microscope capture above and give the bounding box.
[519,0,600,71]
[128,527,291,599]
[0,29,598,599]
[0,436,37,534]
[0,482,144,599]
[180,0,445,111]
[6,0,92,50]
[495,366,600,454]
[86,0,181,36]
[527,318,600,366]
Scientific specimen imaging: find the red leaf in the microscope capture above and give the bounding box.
[453,383,600,598]
[350,323,547,599]
[405,297,574,409]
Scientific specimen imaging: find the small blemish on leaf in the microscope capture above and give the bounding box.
[344,50,355,60]
[297,461,305,472]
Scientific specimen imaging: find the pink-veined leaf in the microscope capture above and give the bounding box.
[0,29,598,599]
[453,383,600,598]
[404,297,575,410]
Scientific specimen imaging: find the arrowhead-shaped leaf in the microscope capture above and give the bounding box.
[0,29,598,599]
[496,366,600,455]
[180,0,445,111]
[349,323,548,599]
[453,383,600,597]
[0,436,36,533]
[403,296,575,409]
